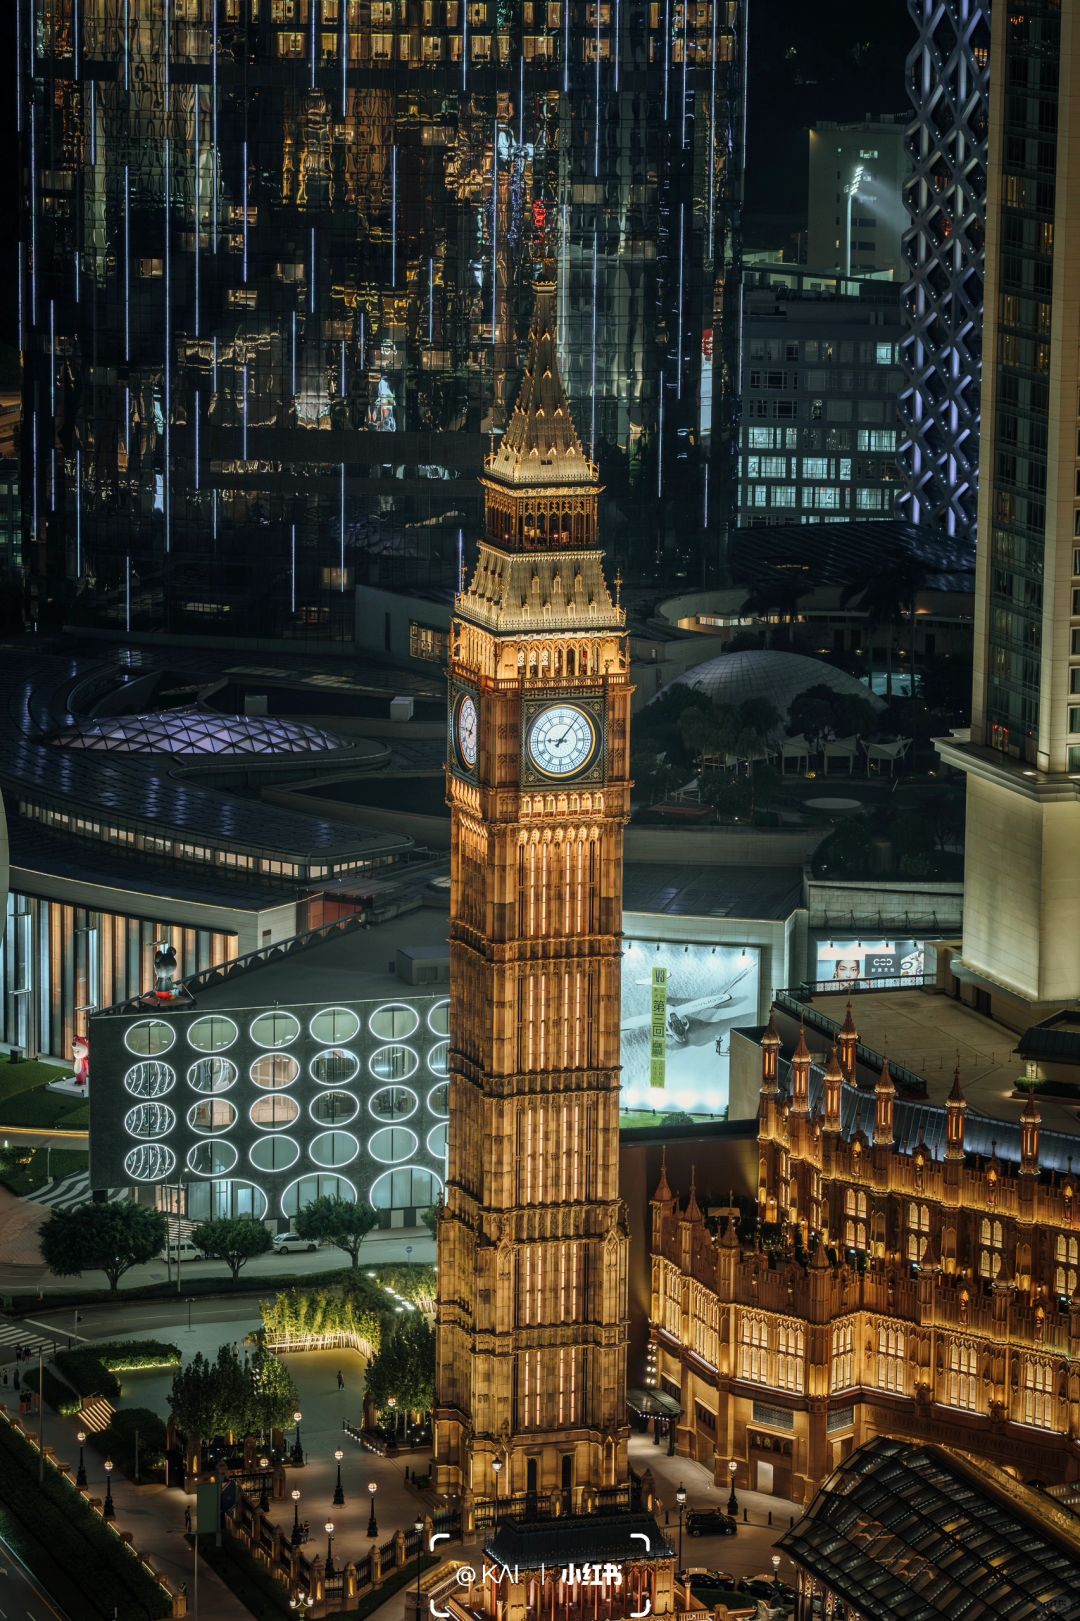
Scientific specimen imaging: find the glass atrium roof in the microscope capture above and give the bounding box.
[662,650,886,720]
[53,707,349,756]
[779,1438,1080,1620]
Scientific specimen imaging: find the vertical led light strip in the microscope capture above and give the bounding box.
[340,0,347,117]
[490,122,497,342]
[164,137,172,552]
[194,89,201,333]
[124,0,130,90]
[707,0,717,260]
[29,105,37,326]
[124,164,130,360]
[242,139,248,281]
[310,0,316,87]
[563,0,569,92]
[662,0,670,121]
[339,463,346,589]
[390,148,398,287]
[589,231,598,457]
[680,0,688,148]
[75,450,81,577]
[676,202,684,399]
[594,0,601,178]
[212,0,219,250]
[613,0,620,92]
[462,0,468,90]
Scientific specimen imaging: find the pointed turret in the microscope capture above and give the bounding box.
[1020,1088,1041,1177]
[480,284,602,550]
[790,1023,811,1117]
[685,1165,703,1224]
[873,1052,895,1148]
[760,1013,781,1097]
[649,1146,678,1248]
[837,1000,858,1082]
[945,1060,967,1161]
[823,1044,844,1134]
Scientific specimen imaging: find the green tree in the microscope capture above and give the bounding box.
[247,1347,299,1441]
[294,1195,379,1269]
[212,1343,252,1439]
[167,1353,222,1451]
[40,1201,167,1295]
[841,555,929,698]
[191,1216,273,1279]
[364,1313,436,1421]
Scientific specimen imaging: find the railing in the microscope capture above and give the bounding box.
[775,987,929,1097]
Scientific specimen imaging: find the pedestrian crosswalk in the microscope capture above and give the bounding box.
[0,1320,57,1363]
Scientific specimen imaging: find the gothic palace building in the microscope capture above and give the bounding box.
[649,1009,1080,1504]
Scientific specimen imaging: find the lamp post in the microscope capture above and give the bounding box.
[726,1459,739,1518]
[333,1447,345,1506]
[675,1483,686,1572]
[844,163,866,278]
[290,1488,303,1549]
[258,1455,270,1514]
[103,1457,115,1521]
[324,1520,336,1578]
[76,1429,87,1490]
[492,1457,502,1529]
[288,1596,311,1618]
[771,1554,781,1593]
[290,1410,304,1467]
[387,1394,397,1444]
[366,1480,378,1538]
[414,1516,424,1619]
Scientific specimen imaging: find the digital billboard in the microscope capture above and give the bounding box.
[619,940,760,1116]
[814,939,925,986]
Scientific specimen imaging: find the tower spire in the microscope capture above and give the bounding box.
[484,284,599,492]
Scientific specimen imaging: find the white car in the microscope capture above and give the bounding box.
[273,1232,319,1254]
[160,1238,205,1263]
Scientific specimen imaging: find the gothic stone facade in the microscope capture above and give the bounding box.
[649,1014,1080,1505]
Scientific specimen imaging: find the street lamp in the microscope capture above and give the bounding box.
[844,163,866,278]
[289,1596,311,1618]
[258,1455,270,1514]
[367,1480,379,1538]
[727,1459,739,1518]
[103,1457,115,1521]
[333,1447,345,1506]
[76,1429,87,1490]
[675,1483,686,1572]
[771,1554,781,1592]
[290,1410,304,1467]
[290,1488,303,1549]
[324,1520,336,1577]
[387,1394,397,1443]
[492,1457,503,1529]
[414,1516,424,1619]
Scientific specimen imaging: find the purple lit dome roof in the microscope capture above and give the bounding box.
[53,708,351,757]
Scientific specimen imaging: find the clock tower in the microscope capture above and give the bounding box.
[434,283,633,1522]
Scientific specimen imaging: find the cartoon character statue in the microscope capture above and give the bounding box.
[154,939,178,998]
[71,1034,89,1091]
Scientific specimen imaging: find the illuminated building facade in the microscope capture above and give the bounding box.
[435,285,635,1526]
[936,0,1080,1015]
[649,1013,1080,1504]
[19,0,746,640]
[898,0,990,545]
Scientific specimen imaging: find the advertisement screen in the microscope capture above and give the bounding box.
[620,940,760,1116]
[814,938,924,986]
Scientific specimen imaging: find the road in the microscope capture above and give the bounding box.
[0,1531,68,1620]
[0,1226,434,1295]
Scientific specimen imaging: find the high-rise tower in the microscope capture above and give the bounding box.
[435,282,632,1518]
[899,0,990,545]
[938,0,1080,1012]
[19,0,746,639]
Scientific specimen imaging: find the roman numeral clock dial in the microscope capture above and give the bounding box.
[525,703,598,778]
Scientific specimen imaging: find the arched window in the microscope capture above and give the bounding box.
[1022,1358,1056,1429]
[830,1320,854,1390]
[946,1341,979,1411]
[875,1323,906,1394]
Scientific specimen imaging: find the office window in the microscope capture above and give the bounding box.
[875,342,895,364]
[856,489,884,511]
[801,457,830,479]
[770,486,797,508]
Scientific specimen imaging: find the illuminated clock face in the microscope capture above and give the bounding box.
[526,704,598,778]
[457,695,478,768]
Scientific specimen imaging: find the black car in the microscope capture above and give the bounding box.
[685,1508,738,1537]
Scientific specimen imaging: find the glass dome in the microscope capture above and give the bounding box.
[660,650,886,723]
[53,707,350,756]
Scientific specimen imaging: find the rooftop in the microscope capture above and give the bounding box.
[780,1438,1080,1621]
[623,863,803,922]
[52,707,355,757]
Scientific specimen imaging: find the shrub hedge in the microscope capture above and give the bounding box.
[0,1409,172,1618]
[23,1361,81,1416]
[54,1348,121,1401]
[54,1339,181,1401]
[87,1406,167,1481]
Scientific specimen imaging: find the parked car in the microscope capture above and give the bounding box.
[678,1568,736,1589]
[160,1238,205,1263]
[685,1508,738,1537]
[272,1231,319,1254]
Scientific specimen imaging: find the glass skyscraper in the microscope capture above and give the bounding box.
[19,0,745,639]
